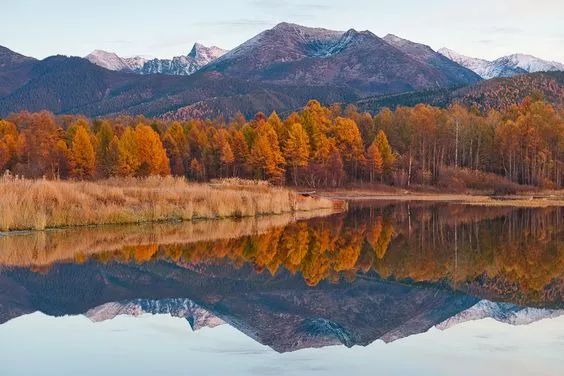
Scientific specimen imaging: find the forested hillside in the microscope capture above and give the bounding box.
[357,72,564,113]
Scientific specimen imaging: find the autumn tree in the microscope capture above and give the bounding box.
[134,125,170,176]
[267,111,285,142]
[327,144,345,187]
[373,130,395,177]
[163,122,189,177]
[0,120,21,172]
[189,158,205,180]
[283,122,310,185]
[250,122,285,184]
[300,100,331,157]
[54,139,71,179]
[116,128,139,177]
[332,117,365,179]
[95,121,115,178]
[366,138,383,183]
[215,128,234,177]
[187,121,210,179]
[18,111,61,178]
[229,129,250,178]
[70,126,96,179]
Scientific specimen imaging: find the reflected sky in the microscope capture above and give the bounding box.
[1,312,562,376]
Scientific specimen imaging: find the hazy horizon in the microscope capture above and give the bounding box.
[3,0,563,62]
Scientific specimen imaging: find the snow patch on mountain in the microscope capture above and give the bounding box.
[123,55,150,71]
[315,29,358,57]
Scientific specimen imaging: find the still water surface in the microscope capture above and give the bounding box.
[0,202,562,375]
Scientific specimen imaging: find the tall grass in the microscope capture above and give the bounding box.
[0,176,339,231]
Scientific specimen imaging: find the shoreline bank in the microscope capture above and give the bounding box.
[317,190,564,207]
[0,177,343,232]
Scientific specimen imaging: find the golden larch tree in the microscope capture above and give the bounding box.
[366,138,384,183]
[117,128,140,177]
[134,125,170,176]
[374,130,395,175]
[70,126,96,179]
[283,122,310,185]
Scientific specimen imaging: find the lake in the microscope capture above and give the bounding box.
[0,201,562,375]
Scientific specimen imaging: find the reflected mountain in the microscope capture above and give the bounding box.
[0,202,562,352]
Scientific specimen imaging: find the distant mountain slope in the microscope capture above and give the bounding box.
[383,34,481,85]
[162,84,359,120]
[356,71,564,113]
[438,48,564,79]
[454,71,564,111]
[0,46,38,97]
[0,54,358,118]
[0,55,138,115]
[204,23,480,95]
[85,43,226,76]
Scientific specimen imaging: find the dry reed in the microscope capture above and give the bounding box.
[0,176,338,232]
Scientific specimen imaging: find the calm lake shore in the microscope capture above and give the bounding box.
[317,189,564,207]
[2,175,562,234]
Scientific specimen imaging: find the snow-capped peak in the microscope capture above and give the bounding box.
[187,43,227,66]
[438,48,563,79]
[494,53,564,73]
[189,43,227,60]
[85,50,130,71]
[438,48,497,78]
[437,48,484,64]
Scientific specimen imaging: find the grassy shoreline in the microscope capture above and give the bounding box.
[0,177,342,232]
[317,189,564,207]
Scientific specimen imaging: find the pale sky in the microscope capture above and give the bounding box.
[3,0,564,62]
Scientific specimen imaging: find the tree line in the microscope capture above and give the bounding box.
[0,98,562,188]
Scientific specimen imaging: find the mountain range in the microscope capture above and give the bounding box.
[0,22,562,119]
[85,43,226,75]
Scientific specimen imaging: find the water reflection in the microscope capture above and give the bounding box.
[0,202,562,352]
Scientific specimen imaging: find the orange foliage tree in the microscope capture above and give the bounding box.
[70,125,96,179]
